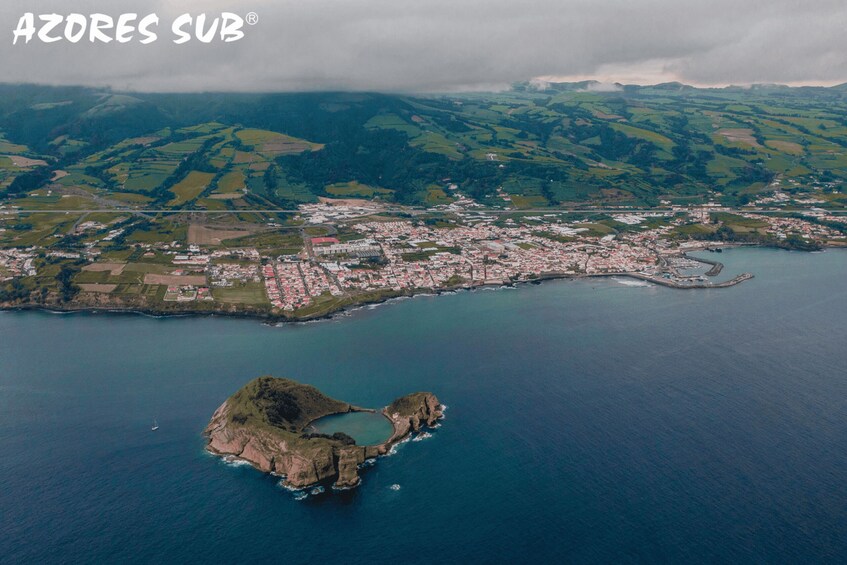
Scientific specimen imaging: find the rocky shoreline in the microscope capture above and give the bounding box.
[204,377,443,490]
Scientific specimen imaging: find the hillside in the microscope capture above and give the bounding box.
[226,376,351,433]
[1,83,847,209]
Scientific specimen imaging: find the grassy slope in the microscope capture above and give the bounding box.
[226,376,351,433]
[387,392,435,417]
[3,85,847,209]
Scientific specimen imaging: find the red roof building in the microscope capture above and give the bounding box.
[311,237,340,246]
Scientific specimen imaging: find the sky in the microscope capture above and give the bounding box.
[2,0,847,92]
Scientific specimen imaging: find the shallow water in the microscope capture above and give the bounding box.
[1,247,846,563]
[310,411,393,446]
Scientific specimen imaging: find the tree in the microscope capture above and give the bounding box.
[56,265,80,302]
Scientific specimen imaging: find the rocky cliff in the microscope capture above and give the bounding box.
[384,392,444,442]
[204,376,442,490]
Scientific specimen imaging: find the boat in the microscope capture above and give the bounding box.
[151,419,159,431]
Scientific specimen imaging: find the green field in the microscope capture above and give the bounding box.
[169,171,215,206]
[216,170,245,194]
[211,282,268,305]
[222,230,303,253]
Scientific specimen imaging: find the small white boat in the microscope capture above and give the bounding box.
[151,419,159,431]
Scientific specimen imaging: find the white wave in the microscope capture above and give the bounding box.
[386,435,412,456]
[278,480,301,492]
[366,296,411,310]
[222,456,251,467]
[389,484,401,491]
[412,432,433,442]
[332,478,361,491]
[310,486,325,496]
[292,318,328,326]
[611,277,652,287]
[293,492,308,501]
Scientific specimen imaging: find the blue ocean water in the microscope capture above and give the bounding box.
[1,248,846,563]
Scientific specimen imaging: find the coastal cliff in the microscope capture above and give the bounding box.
[204,376,442,490]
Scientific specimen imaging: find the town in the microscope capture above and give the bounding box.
[1,199,845,318]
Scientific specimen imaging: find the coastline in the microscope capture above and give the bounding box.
[211,404,438,482]
[0,262,754,323]
[6,241,821,323]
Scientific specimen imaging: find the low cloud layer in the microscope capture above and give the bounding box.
[2,0,847,92]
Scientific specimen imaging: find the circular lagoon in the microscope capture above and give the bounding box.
[309,411,393,446]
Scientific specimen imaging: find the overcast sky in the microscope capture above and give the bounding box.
[2,0,847,92]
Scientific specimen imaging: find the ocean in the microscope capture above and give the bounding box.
[1,247,846,563]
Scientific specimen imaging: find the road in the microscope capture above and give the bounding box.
[0,206,844,216]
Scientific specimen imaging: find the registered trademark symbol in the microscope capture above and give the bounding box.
[246,12,259,25]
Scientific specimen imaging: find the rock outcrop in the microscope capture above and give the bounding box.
[204,376,442,490]
[384,392,443,442]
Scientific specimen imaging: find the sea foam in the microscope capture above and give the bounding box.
[222,456,251,467]
[611,277,652,287]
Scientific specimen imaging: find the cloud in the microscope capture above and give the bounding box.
[582,82,623,93]
[1,0,847,92]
